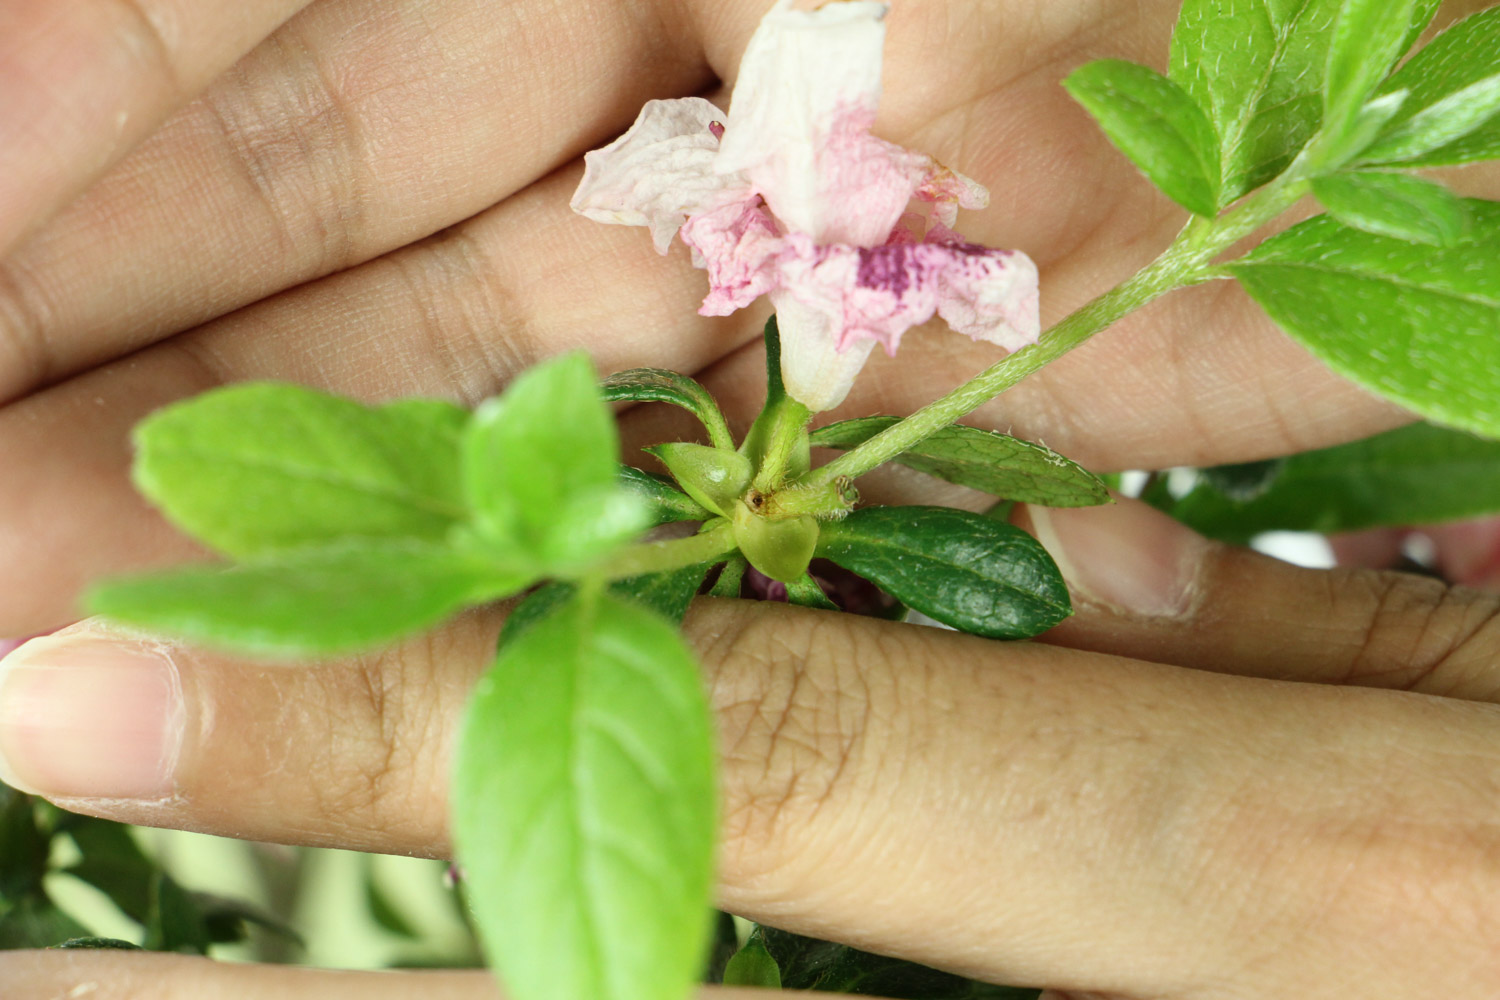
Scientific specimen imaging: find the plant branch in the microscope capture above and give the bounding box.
[801,177,1311,488]
[593,520,737,580]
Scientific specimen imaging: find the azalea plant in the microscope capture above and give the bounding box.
[22,0,1500,996]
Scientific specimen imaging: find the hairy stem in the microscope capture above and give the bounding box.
[752,399,813,491]
[801,178,1311,488]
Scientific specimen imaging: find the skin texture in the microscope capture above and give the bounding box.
[2,1,1500,998]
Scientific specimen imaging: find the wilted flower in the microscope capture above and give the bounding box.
[572,0,1040,411]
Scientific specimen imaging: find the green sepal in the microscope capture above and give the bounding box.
[732,506,819,584]
[723,934,782,990]
[646,443,753,518]
[785,576,838,611]
[740,318,811,481]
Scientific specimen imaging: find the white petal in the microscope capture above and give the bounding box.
[717,1,896,244]
[772,290,877,412]
[570,97,749,253]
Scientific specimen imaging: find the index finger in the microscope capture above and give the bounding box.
[0,0,308,256]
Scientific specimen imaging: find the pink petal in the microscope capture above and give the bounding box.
[680,198,786,316]
[570,97,749,253]
[773,291,878,412]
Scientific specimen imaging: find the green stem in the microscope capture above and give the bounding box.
[592,520,737,580]
[752,399,813,491]
[801,177,1311,488]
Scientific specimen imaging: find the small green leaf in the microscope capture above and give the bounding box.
[818,507,1070,640]
[1311,171,1468,246]
[1166,423,1500,543]
[134,384,469,559]
[144,873,212,954]
[784,576,838,611]
[52,937,144,950]
[1198,458,1286,502]
[89,542,525,656]
[723,936,782,989]
[810,418,1110,508]
[647,444,753,518]
[365,862,419,939]
[500,562,712,648]
[1229,200,1500,438]
[709,558,748,598]
[0,788,48,904]
[65,820,156,924]
[1063,59,1221,216]
[193,892,302,946]
[1324,0,1418,133]
[601,369,734,451]
[465,353,646,572]
[732,509,819,584]
[454,592,717,1000]
[1372,8,1500,165]
[618,467,710,525]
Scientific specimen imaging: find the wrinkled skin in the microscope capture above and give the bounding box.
[3,2,1500,998]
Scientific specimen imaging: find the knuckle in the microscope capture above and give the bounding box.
[696,604,905,875]
[1335,568,1500,698]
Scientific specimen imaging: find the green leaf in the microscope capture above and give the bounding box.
[646,444,753,518]
[723,935,782,989]
[1198,458,1286,502]
[454,592,717,1000]
[1165,423,1500,543]
[500,562,712,648]
[810,418,1110,508]
[732,509,819,584]
[1311,170,1468,246]
[756,925,1040,998]
[1169,0,1439,201]
[89,542,524,656]
[0,787,47,904]
[52,937,144,950]
[465,352,647,572]
[709,558,748,598]
[618,467,710,525]
[1324,0,1418,133]
[1229,200,1500,438]
[65,820,156,923]
[143,873,212,954]
[1371,8,1500,165]
[601,369,734,451]
[818,507,1070,640]
[192,891,302,946]
[365,862,419,939]
[1063,59,1221,216]
[0,896,92,950]
[784,576,838,611]
[134,385,469,559]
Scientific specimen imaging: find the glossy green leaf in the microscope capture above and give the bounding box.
[1063,59,1221,216]
[810,418,1110,508]
[1165,423,1500,543]
[499,562,713,648]
[134,385,468,559]
[89,542,525,656]
[1169,0,1440,201]
[454,592,716,1000]
[1324,0,1418,132]
[1230,200,1500,437]
[1372,8,1500,165]
[723,935,782,989]
[647,443,753,518]
[465,352,646,571]
[618,467,710,525]
[601,369,734,451]
[818,506,1070,639]
[1311,170,1468,246]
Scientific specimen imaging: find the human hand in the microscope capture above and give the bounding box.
[4,0,1500,997]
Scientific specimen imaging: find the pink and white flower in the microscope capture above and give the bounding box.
[571,0,1040,411]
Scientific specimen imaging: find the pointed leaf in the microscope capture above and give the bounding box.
[0,896,91,949]
[134,384,469,559]
[1229,200,1500,438]
[818,506,1070,639]
[65,820,156,923]
[89,542,525,656]
[454,592,716,1000]
[1064,59,1221,216]
[810,418,1110,508]
[1372,8,1500,165]
[1324,0,1418,133]
[723,936,782,989]
[1312,171,1468,246]
[601,369,733,451]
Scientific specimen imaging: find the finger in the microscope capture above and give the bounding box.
[0,0,712,401]
[0,0,310,258]
[0,949,783,1000]
[1017,497,1500,702]
[6,600,1500,995]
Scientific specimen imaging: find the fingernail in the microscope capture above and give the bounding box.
[0,631,182,799]
[1025,498,1209,618]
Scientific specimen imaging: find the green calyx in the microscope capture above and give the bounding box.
[647,443,753,518]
